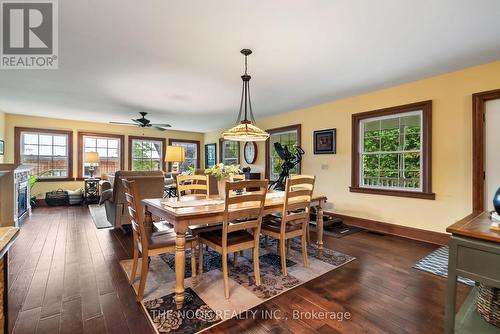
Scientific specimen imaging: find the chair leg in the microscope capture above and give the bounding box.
[302,233,309,268]
[264,235,269,250]
[277,239,280,254]
[239,250,244,256]
[198,239,204,276]
[286,239,291,257]
[253,247,261,286]
[233,252,238,268]
[280,238,288,277]
[307,223,311,245]
[137,253,149,301]
[222,250,229,299]
[130,242,139,285]
[191,242,197,283]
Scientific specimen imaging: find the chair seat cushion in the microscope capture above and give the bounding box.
[261,218,303,233]
[148,230,195,249]
[189,223,223,235]
[198,230,254,247]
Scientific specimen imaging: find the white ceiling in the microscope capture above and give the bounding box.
[1,0,500,132]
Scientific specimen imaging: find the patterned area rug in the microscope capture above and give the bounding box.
[413,245,475,286]
[120,237,355,334]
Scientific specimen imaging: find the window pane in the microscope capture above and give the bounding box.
[53,146,66,156]
[85,137,96,147]
[53,135,66,146]
[39,145,52,156]
[404,126,421,150]
[96,138,108,148]
[97,148,107,157]
[108,139,119,149]
[24,145,39,155]
[108,148,118,158]
[24,134,38,144]
[39,135,52,145]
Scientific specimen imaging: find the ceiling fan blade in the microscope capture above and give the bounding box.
[110,121,137,125]
[131,119,143,124]
[151,123,172,128]
[153,126,166,131]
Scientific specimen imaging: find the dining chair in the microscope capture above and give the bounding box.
[198,179,268,299]
[176,174,210,198]
[261,175,315,276]
[122,179,197,301]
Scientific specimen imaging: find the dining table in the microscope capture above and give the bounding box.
[142,191,327,309]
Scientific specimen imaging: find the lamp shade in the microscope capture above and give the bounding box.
[165,146,185,162]
[84,151,100,164]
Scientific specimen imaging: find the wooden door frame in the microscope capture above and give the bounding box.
[472,89,500,212]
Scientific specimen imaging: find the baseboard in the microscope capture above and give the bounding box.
[326,212,449,246]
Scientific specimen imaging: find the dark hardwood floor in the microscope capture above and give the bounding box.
[8,206,470,334]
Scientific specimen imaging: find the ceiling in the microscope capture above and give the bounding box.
[1,0,500,133]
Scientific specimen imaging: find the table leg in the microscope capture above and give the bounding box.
[174,224,188,310]
[317,201,324,255]
[444,237,458,334]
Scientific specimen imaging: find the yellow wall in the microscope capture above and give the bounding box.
[205,60,500,233]
[3,114,204,198]
[0,112,5,163]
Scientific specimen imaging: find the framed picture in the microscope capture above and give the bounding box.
[0,140,3,155]
[205,143,217,168]
[314,129,336,154]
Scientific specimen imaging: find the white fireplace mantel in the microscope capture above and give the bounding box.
[0,164,33,227]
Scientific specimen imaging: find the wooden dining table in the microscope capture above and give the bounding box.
[142,192,327,309]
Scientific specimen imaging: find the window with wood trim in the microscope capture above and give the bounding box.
[265,124,301,181]
[15,127,73,180]
[168,139,200,172]
[78,132,124,178]
[128,136,166,171]
[219,139,240,165]
[350,101,434,199]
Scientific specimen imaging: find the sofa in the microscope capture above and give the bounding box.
[100,170,165,229]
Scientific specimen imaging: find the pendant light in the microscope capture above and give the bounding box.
[223,49,269,142]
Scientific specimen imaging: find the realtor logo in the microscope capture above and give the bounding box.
[1,0,58,69]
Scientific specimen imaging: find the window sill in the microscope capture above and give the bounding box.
[37,177,76,182]
[349,186,435,200]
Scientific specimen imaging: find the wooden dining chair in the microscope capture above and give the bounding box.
[198,180,268,299]
[261,175,315,276]
[176,174,210,198]
[122,179,197,301]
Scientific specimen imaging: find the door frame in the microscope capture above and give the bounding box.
[472,89,500,212]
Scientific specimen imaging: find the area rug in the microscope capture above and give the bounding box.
[120,237,355,334]
[413,245,475,286]
[88,204,112,229]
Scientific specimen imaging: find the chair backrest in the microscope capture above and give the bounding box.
[176,174,210,198]
[231,174,245,181]
[281,175,315,229]
[222,180,268,246]
[112,170,164,203]
[122,179,149,250]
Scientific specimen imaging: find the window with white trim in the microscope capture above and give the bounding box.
[82,135,122,177]
[131,139,164,171]
[360,111,422,191]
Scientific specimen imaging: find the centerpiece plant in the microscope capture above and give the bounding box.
[204,163,241,199]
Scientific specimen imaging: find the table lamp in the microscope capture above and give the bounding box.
[166,146,185,173]
[85,151,100,178]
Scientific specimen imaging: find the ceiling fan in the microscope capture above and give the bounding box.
[110,112,172,131]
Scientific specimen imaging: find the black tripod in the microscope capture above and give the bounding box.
[269,143,305,191]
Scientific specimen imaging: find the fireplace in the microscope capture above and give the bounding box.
[0,164,32,227]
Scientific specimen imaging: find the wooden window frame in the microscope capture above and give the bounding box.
[77,132,125,180]
[350,100,435,200]
[265,124,302,180]
[14,127,74,182]
[219,139,240,165]
[168,138,201,171]
[128,136,166,172]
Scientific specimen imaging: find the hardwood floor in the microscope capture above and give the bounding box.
[8,206,470,334]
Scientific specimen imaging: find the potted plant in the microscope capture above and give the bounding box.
[204,163,241,199]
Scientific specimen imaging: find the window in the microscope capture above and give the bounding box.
[219,139,240,165]
[128,136,166,171]
[265,125,301,181]
[78,132,124,178]
[168,139,200,172]
[351,101,434,199]
[15,127,73,180]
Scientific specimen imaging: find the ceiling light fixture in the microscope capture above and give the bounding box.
[223,49,269,142]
